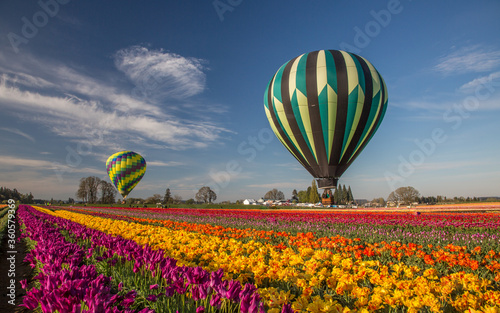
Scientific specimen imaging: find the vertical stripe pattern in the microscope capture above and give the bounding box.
[264,50,388,180]
[106,151,147,198]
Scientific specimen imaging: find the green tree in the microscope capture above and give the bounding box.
[387,186,421,205]
[342,185,347,204]
[336,185,344,204]
[146,194,163,204]
[297,190,308,203]
[163,188,172,204]
[347,186,354,203]
[310,180,320,203]
[196,186,217,203]
[333,187,339,204]
[20,192,34,204]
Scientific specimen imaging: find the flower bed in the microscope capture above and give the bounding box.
[18,205,265,313]
[36,206,500,312]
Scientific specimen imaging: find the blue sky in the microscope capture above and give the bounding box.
[0,0,499,202]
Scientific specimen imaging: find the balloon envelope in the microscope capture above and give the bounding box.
[264,50,388,188]
[106,151,146,199]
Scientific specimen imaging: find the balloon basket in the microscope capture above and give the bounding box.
[322,197,334,205]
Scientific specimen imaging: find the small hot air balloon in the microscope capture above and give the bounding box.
[106,151,147,199]
[264,50,388,204]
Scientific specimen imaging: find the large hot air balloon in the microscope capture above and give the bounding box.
[106,151,147,199]
[264,50,388,204]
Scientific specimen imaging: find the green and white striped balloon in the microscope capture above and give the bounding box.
[264,50,388,187]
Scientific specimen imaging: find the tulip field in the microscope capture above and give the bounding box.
[15,204,500,312]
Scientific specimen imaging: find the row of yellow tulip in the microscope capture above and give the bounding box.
[37,207,500,313]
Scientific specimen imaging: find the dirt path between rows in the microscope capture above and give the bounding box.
[0,214,33,312]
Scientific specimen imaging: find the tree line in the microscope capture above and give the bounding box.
[75,178,221,205]
[260,181,355,205]
[0,187,34,204]
[372,186,489,207]
[73,177,497,207]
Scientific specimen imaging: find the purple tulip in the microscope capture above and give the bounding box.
[165,285,176,297]
[146,294,158,302]
[196,306,205,313]
[21,294,39,310]
[209,268,224,288]
[281,303,294,313]
[209,293,222,308]
[149,284,159,290]
[240,292,252,313]
[226,280,242,302]
[248,292,262,313]
[191,285,202,301]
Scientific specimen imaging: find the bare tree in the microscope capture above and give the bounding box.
[371,197,386,206]
[173,194,183,204]
[264,188,285,200]
[86,176,101,203]
[100,181,117,204]
[196,186,216,203]
[76,177,89,203]
[76,176,102,203]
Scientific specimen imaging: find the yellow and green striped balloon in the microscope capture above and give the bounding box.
[264,50,388,188]
[106,151,147,199]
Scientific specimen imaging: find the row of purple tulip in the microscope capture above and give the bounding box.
[18,204,146,312]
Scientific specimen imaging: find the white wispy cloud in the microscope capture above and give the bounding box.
[0,155,102,175]
[0,46,232,150]
[459,71,500,91]
[0,127,35,142]
[247,180,310,189]
[147,160,185,167]
[391,100,449,111]
[52,65,165,116]
[0,72,54,89]
[435,46,500,75]
[393,92,500,113]
[0,81,229,149]
[114,46,206,100]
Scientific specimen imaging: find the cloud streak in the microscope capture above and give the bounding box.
[0,81,229,149]
[114,46,207,100]
[435,46,500,75]
[0,127,35,142]
[459,71,500,92]
[147,160,185,167]
[0,155,102,175]
[0,46,232,150]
